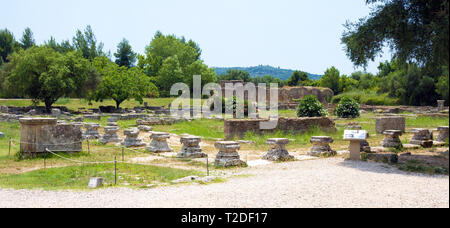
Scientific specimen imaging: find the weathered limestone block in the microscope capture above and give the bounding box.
[146,132,173,153]
[308,136,336,157]
[177,136,206,158]
[74,116,84,122]
[84,114,101,121]
[263,138,294,161]
[83,123,101,140]
[436,126,449,142]
[19,118,82,154]
[1,105,8,113]
[437,100,445,111]
[409,128,433,148]
[381,130,403,149]
[51,108,61,117]
[138,125,153,132]
[375,117,405,134]
[214,141,246,167]
[122,128,146,147]
[100,126,120,144]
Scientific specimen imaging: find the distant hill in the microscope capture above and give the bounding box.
[213,65,322,80]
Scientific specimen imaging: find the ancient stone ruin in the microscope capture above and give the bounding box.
[121,128,146,147]
[83,123,101,140]
[376,116,406,134]
[437,100,445,111]
[138,125,153,132]
[224,117,336,139]
[19,118,82,154]
[409,128,433,148]
[436,126,449,142]
[146,132,173,153]
[218,80,334,106]
[263,138,294,161]
[308,136,336,157]
[100,126,121,144]
[177,136,206,158]
[381,130,403,149]
[214,141,246,167]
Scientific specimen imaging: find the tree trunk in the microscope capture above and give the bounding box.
[115,100,122,109]
[44,99,53,113]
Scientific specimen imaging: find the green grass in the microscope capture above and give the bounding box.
[406,116,449,128]
[0,163,203,190]
[397,160,449,175]
[153,119,225,140]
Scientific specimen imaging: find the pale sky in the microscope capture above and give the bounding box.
[2,0,391,75]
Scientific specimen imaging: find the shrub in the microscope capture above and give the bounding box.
[296,95,327,117]
[335,96,360,118]
[331,90,398,105]
[211,96,253,117]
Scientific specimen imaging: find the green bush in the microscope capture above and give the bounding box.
[335,97,360,118]
[211,96,253,116]
[297,95,327,117]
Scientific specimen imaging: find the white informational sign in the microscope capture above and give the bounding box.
[344,130,368,140]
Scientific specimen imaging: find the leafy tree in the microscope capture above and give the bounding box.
[287,71,309,86]
[44,37,74,54]
[20,27,35,49]
[217,69,252,82]
[342,0,449,69]
[320,67,340,94]
[140,32,201,76]
[297,95,327,117]
[436,67,449,102]
[0,29,17,65]
[183,60,217,92]
[5,47,91,111]
[155,56,184,97]
[72,25,104,60]
[92,62,158,108]
[114,38,136,68]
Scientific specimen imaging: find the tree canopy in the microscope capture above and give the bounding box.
[342,0,449,69]
[20,27,35,50]
[114,38,136,68]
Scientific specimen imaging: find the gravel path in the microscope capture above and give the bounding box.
[0,158,448,208]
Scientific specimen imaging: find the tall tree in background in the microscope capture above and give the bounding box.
[20,27,35,49]
[0,29,17,65]
[114,38,136,68]
[320,67,340,94]
[342,0,449,69]
[5,47,91,111]
[287,71,309,86]
[72,25,104,60]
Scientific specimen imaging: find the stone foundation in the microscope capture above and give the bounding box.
[177,136,206,158]
[409,128,433,148]
[19,118,82,154]
[436,126,449,142]
[100,126,120,144]
[83,123,101,140]
[121,128,146,147]
[146,132,173,153]
[263,138,294,161]
[381,130,403,149]
[308,136,336,157]
[224,117,336,140]
[376,117,405,134]
[214,141,246,167]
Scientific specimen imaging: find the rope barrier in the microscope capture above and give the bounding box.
[45,149,116,164]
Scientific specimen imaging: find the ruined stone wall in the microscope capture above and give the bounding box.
[19,118,82,154]
[224,117,337,139]
[219,80,333,106]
